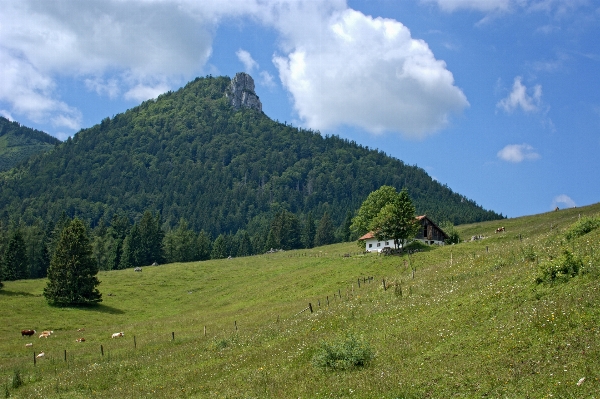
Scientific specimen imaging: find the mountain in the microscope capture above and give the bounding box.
[0,116,61,172]
[0,73,502,236]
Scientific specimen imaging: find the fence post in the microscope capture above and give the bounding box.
[383,279,387,291]
[172,332,175,341]
[204,326,207,336]
[486,246,488,253]
[358,278,361,288]
[327,296,329,306]
[64,350,67,362]
[100,345,104,356]
[33,351,36,366]
[134,336,136,349]
[309,303,313,313]
[235,321,237,331]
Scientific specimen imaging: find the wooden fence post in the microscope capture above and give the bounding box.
[204,326,207,336]
[134,336,137,349]
[358,278,361,288]
[309,303,313,313]
[172,332,175,341]
[327,296,329,306]
[383,279,387,291]
[235,321,237,331]
[100,345,104,356]
[64,350,67,362]
[33,351,36,366]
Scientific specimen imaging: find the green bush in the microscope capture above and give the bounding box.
[565,216,600,240]
[312,334,374,370]
[12,369,23,389]
[536,250,583,284]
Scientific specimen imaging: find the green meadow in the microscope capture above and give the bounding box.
[1,204,599,398]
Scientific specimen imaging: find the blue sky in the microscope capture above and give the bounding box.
[1,0,598,219]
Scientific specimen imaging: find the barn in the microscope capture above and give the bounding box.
[359,215,448,253]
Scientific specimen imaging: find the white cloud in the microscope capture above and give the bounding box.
[0,110,13,120]
[124,84,170,103]
[85,78,120,99]
[497,143,541,162]
[552,194,576,209]
[0,0,467,139]
[259,70,276,88]
[272,8,468,138]
[422,0,513,12]
[497,77,542,113]
[236,49,259,73]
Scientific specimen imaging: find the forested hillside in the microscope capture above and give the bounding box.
[0,117,61,171]
[0,75,501,237]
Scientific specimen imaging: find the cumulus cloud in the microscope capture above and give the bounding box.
[423,0,588,14]
[497,77,542,113]
[236,49,259,73]
[0,0,466,139]
[272,8,468,138]
[497,143,541,163]
[552,194,576,209]
[124,84,170,103]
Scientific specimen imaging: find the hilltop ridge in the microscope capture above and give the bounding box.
[0,74,502,236]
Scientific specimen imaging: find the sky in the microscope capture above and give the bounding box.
[0,0,599,219]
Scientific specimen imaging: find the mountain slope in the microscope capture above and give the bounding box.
[0,75,502,235]
[0,117,61,172]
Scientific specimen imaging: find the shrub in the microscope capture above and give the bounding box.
[312,334,374,370]
[12,369,23,389]
[521,245,537,262]
[565,216,600,240]
[536,249,583,284]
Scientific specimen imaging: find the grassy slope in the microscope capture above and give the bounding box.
[1,204,599,398]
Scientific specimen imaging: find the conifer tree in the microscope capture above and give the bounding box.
[197,230,212,261]
[43,218,102,306]
[2,229,29,281]
[302,212,316,249]
[211,234,227,259]
[314,212,335,247]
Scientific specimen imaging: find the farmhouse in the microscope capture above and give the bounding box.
[359,215,448,253]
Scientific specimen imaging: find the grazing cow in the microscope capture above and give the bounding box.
[75,338,86,343]
[25,343,33,347]
[77,328,85,332]
[39,330,53,339]
[134,267,142,272]
[21,329,36,337]
[36,352,45,358]
[111,332,124,338]
[495,227,505,233]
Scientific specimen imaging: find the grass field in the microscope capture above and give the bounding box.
[1,204,599,398]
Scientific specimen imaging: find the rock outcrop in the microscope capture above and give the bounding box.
[225,72,262,112]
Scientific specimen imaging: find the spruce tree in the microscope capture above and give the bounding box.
[197,230,212,261]
[302,212,316,249]
[43,218,102,306]
[211,234,227,259]
[2,229,29,281]
[314,212,335,247]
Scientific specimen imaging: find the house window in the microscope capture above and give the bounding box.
[377,243,381,247]
[385,241,389,245]
[368,244,372,248]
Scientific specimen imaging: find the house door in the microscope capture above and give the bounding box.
[427,225,433,240]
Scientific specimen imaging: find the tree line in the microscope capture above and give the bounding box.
[0,208,342,283]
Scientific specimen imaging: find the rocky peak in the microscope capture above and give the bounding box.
[225,72,262,112]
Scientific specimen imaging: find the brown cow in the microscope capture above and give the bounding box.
[21,329,36,337]
[75,338,86,343]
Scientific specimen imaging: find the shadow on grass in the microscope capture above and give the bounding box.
[0,290,38,297]
[48,303,125,314]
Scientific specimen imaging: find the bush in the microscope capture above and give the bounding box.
[536,249,583,284]
[312,334,374,370]
[565,216,600,240]
[12,369,23,389]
